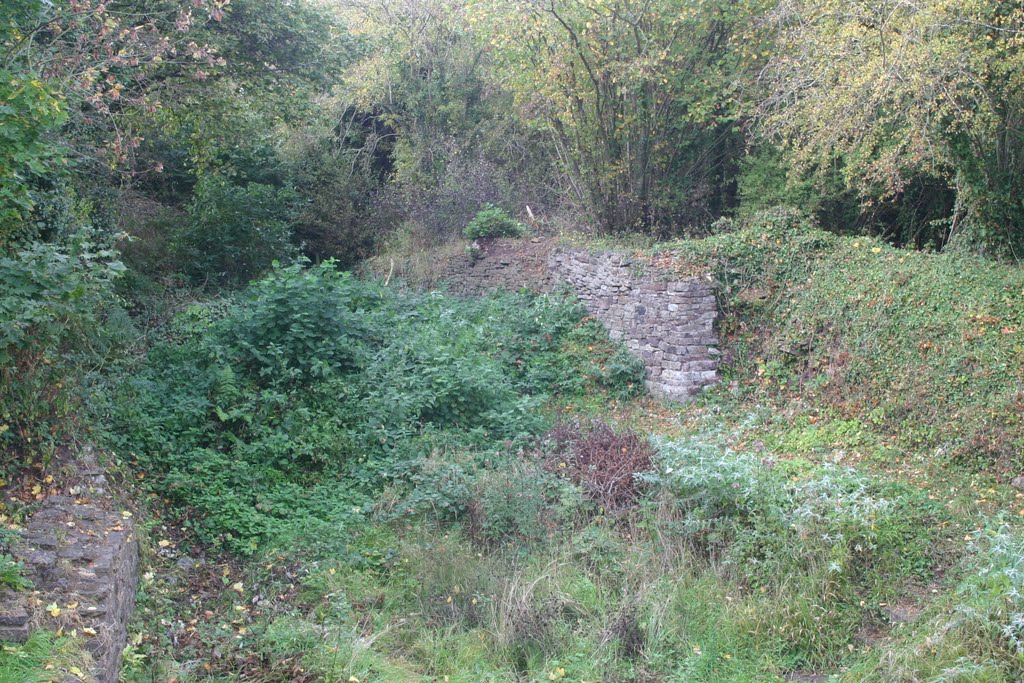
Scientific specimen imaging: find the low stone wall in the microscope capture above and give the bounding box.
[437,238,720,402]
[548,249,718,401]
[437,238,556,297]
[0,447,138,683]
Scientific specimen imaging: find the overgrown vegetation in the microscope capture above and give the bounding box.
[463,205,525,240]
[2,0,1024,680]
[654,209,1024,473]
[98,263,643,552]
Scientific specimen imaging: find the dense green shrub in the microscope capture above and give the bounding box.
[0,235,127,465]
[389,448,583,547]
[101,264,640,552]
[462,205,525,240]
[181,175,300,285]
[219,261,381,384]
[0,72,67,250]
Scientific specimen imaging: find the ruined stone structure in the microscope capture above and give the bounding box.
[0,447,138,683]
[547,249,719,401]
[438,238,720,401]
[437,239,556,296]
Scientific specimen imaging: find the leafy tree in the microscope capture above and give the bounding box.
[337,0,554,243]
[0,74,66,247]
[757,0,1024,255]
[181,175,300,285]
[469,0,770,235]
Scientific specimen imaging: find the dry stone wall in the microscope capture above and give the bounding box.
[437,238,719,401]
[0,447,138,683]
[437,238,556,296]
[548,249,719,401]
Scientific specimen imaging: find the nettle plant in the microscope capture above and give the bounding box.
[106,262,643,552]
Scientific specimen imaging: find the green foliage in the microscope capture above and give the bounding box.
[0,235,126,464]
[220,261,378,383]
[662,213,1024,471]
[181,176,300,285]
[650,435,942,598]
[0,528,30,591]
[392,450,583,546]
[462,205,525,240]
[0,72,67,248]
[757,0,1024,255]
[336,0,558,246]
[101,263,639,552]
[474,0,771,233]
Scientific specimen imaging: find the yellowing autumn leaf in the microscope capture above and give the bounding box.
[46,602,61,617]
[231,582,244,593]
[157,539,171,548]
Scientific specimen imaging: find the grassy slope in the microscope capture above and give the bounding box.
[657,211,1024,479]
[116,216,1024,682]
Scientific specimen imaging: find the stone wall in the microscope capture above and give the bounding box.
[437,238,556,297]
[437,238,719,402]
[548,249,719,401]
[0,446,138,683]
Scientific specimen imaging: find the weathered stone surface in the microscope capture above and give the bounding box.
[438,239,719,401]
[0,446,138,683]
[0,594,30,642]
